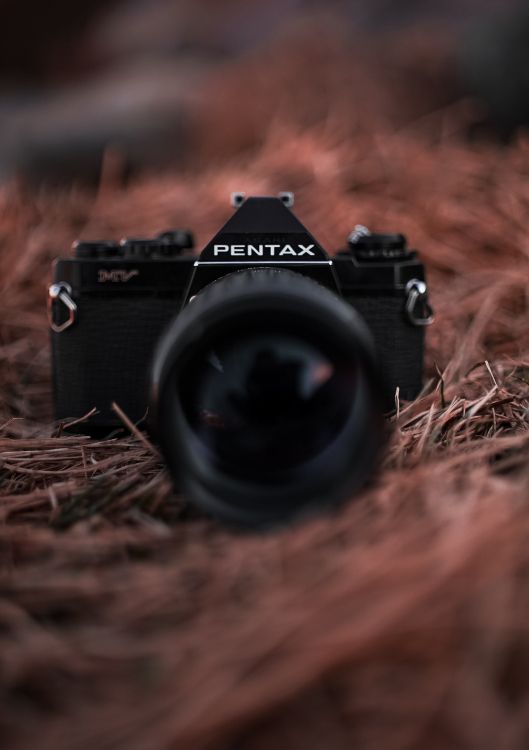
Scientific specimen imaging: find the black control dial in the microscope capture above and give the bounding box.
[120,230,195,259]
[73,240,122,259]
[156,230,194,253]
[345,226,412,261]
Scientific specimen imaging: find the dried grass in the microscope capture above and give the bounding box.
[3,32,529,750]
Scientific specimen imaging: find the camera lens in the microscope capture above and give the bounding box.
[150,269,384,528]
[181,330,357,482]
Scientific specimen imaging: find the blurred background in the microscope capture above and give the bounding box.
[2,0,529,184]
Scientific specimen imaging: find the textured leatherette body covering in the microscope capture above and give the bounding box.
[52,296,180,427]
[52,288,423,429]
[348,295,424,407]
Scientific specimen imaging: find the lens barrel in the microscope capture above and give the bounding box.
[150,268,384,528]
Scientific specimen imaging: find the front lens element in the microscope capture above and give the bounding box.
[180,330,358,482]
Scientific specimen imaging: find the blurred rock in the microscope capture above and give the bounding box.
[459,1,529,136]
[0,62,206,183]
[0,0,521,182]
[86,0,308,63]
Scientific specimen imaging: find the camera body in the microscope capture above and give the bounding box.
[49,195,432,430]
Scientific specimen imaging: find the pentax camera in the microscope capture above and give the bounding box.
[49,193,432,527]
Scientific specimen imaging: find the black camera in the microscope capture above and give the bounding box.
[49,193,432,526]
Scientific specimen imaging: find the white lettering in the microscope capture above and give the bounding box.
[210,243,319,258]
[298,244,316,256]
[98,269,139,283]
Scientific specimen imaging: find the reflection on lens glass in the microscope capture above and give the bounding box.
[180,332,358,482]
